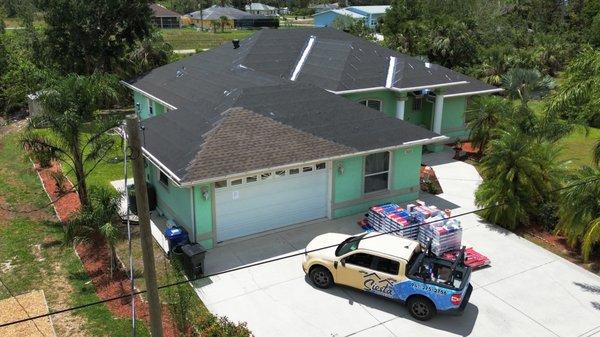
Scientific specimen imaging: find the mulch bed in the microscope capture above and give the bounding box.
[420,165,443,194]
[34,160,180,336]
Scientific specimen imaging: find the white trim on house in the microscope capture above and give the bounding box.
[119,80,178,110]
[443,88,504,98]
[141,147,182,184]
[328,81,469,95]
[385,56,396,88]
[291,35,317,81]
[178,135,448,187]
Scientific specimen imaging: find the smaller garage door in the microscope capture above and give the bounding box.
[215,163,329,242]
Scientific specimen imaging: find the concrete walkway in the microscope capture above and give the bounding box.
[422,148,483,213]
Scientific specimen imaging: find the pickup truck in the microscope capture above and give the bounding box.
[302,232,473,321]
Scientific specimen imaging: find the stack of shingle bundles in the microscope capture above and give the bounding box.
[367,203,399,231]
[418,217,463,256]
[383,209,421,239]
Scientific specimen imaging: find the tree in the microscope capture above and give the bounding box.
[595,139,600,166]
[556,166,600,261]
[65,186,122,277]
[501,68,554,106]
[466,95,512,154]
[475,46,511,86]
[549,49,600,127]
[475,128,564,230]
[219,15,228,32]
[21,74,121,207]
[125,31,173,78]
[331,14,358,31]
[40,0,153,75]
[427,18,479,69]
[211,20,219,33]
[380,0,428,55]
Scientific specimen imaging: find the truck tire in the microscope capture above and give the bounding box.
[407,296,436,321]
[309,266,333,289]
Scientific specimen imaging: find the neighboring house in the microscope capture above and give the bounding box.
[278,7,290,15]
[314,5,390,29]
[311,3,340,13]
[150,3,182,29]
[187,5,279,29]
[122,28,500,249]
[245,3,278,16]
[313,8,364,27]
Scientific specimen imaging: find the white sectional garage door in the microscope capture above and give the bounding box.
[215,165,328,242]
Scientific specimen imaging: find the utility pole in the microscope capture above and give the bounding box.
[126,115,164,337]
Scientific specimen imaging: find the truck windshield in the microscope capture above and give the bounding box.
[335,233,367,256]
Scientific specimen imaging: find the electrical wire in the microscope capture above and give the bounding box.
[0,177,598,329]
[0,277,47,337]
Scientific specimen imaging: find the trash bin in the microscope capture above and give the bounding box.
[181,243,206,279]
[164,225,189,254]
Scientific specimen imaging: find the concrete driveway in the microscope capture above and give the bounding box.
[192,151,600,337]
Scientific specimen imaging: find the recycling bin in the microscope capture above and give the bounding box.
[181,243,206,279]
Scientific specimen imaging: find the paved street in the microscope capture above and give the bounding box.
[192,150,600,337]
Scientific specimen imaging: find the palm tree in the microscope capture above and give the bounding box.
[21,74,120,207]
[549,49,600,126]
[466,95,512,154]
[211,20,219,33]
[475,128,564,229]
[219,16,228,33]
[556,166,600,261]
[501,68,554,106]
[477,47,510,86]
[66,186,122,277]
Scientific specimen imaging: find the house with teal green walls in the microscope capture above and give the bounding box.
[123,28,500,249]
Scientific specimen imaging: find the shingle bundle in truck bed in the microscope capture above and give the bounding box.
[418,216,463,256]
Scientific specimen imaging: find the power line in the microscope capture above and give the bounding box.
[0,176,598,329]
[0,277,47,337]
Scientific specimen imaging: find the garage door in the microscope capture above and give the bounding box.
[215,164,329,242]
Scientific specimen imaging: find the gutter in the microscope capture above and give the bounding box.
[141,147,183,186]
[444,88,504,98]
[178,135,449,187]
[328,80,468,95]
[119,80,178,111]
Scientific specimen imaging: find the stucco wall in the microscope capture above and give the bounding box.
[343,90,397,118]
[133,91,166,120]
[441,96,469,139]
[332,146,422,218]
[193,184,214,249]
[146,163,194,237]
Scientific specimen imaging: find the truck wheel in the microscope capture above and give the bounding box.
[309,266,333,289]
[407,296,436,321]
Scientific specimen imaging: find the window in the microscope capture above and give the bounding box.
[246,176,257,183]
[358,99,382,112]
[215,180,227,188]
[261,172,272,180]
[159,170,169,187]
[372,256,400,275]
[302,166,313,172]
[315,162,326,170]
[412,97,423,111]
[148,98,154,115]
[335,233,366,256]
[275,170,286,177]
[345,253,374,269]
[230,178,242,186]
[289,168,300,175]
[364,152,390,193]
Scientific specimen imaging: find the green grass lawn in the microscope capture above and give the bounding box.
[557,126,600,168]
[160,27,254,50]
[0,125,148,336]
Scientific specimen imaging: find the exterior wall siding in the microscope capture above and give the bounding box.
[342,90,397,118]
[441,96,469,140]
[133,91,166,120]
[193,184,214,249]
[146,162,194,238]
[314,11,342,27]
[332,146,422,218]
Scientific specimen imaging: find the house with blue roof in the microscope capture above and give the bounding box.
[314,5,390,29]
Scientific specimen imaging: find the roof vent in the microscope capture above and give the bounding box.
[232,39,240,49]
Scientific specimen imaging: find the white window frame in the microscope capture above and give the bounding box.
[358,99,383,112]
[363,151,391,194]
